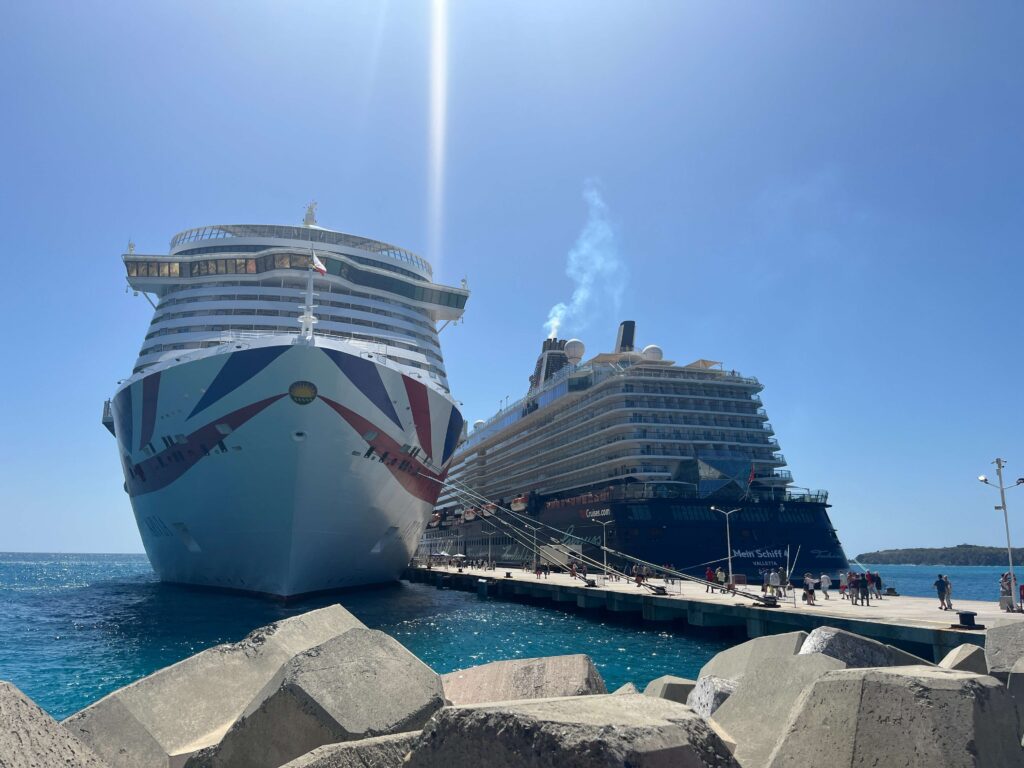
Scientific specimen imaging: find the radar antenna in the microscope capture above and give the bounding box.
[303,201,318,227]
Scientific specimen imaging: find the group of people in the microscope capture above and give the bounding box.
[750,568,888,606]
[706,565,738,593]
[839,570,883,605]
[933,573,955,610]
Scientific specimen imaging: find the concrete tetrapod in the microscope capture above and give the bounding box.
[1006,657,1024,747]
[611,682,639,695]
[686,675,737,719]
[405,693,740,768]
[0,681,109,768]
[939,643,989,675]
[798,626,933,668]
[440,654,606,705]
[642,675,697,704]
[698,631,807,682]
[766,666,1024,768]
[64,605,365,768]
[186,628,444,768]
[986,622,1024,684]
[711,653,847,768]
[278,732,420,768]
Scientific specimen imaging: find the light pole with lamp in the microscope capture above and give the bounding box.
[527,524,539,573]
[711,506,741,589]
[594,518,614,581]
[483,526,497,570]
[979,458,1024,611]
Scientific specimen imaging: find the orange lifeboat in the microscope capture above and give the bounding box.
[464,508,478,521]
[482,503,497,517]
[510,495,528,512]
[427,513,441,528]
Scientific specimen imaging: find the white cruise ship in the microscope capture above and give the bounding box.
[424,321,848,580]
[103,206,469,597]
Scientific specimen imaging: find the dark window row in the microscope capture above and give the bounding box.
[126,253,467,309]
[157,286,433,326]
[146,309,442,354]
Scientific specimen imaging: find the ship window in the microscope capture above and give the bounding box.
[626,505,651,521]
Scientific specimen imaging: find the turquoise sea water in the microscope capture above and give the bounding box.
[0,553,730,719]
[2,554,1015,720]
[857,562,1015,603]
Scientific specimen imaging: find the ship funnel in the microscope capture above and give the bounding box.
[615,320,636,352]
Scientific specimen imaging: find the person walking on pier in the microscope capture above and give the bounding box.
[803,573,817,605]
[819,572,831,599]
[859,572,871,606]
[776,567,788,598]
[715,566,726,593]
[934,574,948,610]
[943,575,953,610]
[874,572,884,599]
[769,568,781,597]
[705,567,716,592]
[839,570,848,599]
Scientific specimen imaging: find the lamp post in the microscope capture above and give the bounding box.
[483,526,496,570]
[595,519,614,579]
[526,524,538,572]
[979,459,1024,611]
[711,506,741,588]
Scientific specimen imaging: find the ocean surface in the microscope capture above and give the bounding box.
[1,554,1015,720]
[855,562,1014,603]
[0,553,732,720]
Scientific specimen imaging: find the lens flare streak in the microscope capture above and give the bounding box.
[429,0,448,267]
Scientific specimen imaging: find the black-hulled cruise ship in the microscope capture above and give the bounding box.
[419,321,849,581]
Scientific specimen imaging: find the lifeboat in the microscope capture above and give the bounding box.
[464,508,478,521]
[427,513,441,528]
[482,503,497,517]
[510,495,528,512]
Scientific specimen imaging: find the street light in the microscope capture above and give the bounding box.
[526,524,539,572]
[594,519,614,579]
[711,506,741,588]
[483,526,497,569]
[979,459,1024,611]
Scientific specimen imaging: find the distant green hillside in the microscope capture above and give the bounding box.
[856,544,1024,566]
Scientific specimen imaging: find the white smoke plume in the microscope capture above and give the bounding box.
[544,180,626,339]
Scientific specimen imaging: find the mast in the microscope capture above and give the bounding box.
[297,245,318,344]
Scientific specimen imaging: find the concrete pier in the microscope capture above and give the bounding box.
[405,565,1024,661]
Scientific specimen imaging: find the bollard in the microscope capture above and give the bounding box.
[952,611,985,630]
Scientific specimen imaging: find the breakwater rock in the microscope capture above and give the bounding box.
[0,681,107,768]
[440,654,605,705]
[3,606,1023,768]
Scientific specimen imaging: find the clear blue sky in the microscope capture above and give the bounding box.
[1,2,1022,558]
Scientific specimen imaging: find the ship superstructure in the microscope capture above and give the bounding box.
[423,321,849,580]
[104,207,469,596]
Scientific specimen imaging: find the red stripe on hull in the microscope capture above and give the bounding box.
[319,394,444,504]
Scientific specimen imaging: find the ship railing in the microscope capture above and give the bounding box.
[617,367,761,387]
[540,482,829,506]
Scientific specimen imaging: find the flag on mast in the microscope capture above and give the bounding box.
[310,246,327,276]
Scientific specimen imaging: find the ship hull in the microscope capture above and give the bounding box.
[420,493,849,582]
[109,340,462,597]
